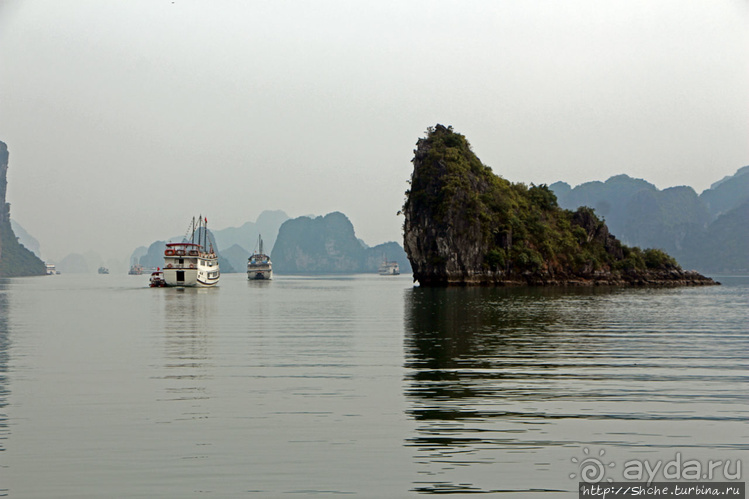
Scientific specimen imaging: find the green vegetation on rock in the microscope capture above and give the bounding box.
[402,125,713,286]
[550,166,748,274]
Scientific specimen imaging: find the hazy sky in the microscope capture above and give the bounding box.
[1,0,747,262]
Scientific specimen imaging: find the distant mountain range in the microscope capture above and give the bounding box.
[134,227,236,273]
[130,210,410,275]
[271,212,411,274]
[211,209,289,257]
[550,166,748,274]
[131,211,290,273]
[11,153,745,276]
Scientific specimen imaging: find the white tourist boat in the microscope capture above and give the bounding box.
[162,216,220,287]
[378,258,400,276]
[247,235,272,280]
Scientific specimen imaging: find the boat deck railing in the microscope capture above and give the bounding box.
[164,263,199,270]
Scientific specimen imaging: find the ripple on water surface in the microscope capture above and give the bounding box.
[403,283,749,494]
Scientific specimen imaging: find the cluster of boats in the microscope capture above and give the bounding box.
[148,215,399,288]
[149,216,272,288]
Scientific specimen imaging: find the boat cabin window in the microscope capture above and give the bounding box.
[179,258,184,265]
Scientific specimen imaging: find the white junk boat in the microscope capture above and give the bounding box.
[247,235,272,280]
[379,258,400,276]
[162,216,220,287]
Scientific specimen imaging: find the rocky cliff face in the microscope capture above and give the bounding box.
[402,125,716,286]
[402,127,491,285]
[0,141,46,277]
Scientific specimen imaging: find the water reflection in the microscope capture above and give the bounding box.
[403,286,584,494]
[403,284,749,494]
[157,288,217,408]
[404,287,611,404]
[405,286,568,369]
[0,283,9,497]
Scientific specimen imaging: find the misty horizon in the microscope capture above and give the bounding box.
[15,164,746,269]
[1,1,746,263]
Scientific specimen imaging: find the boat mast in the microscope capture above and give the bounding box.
[184,216,196,244]
[204,215,209,253]
[200,214,204,251]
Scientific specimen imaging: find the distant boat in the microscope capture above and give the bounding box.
[128,264,145,275]
[379,258,400,276]
[45,263,58,275]
[247,234,272,280]
[162,215,220,287]
[98,267,109,274]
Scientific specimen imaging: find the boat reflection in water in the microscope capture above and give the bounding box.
[157,286,216,414]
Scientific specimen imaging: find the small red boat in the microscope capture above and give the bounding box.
[149,269,166,287]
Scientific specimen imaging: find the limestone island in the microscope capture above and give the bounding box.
[402,125,718,287]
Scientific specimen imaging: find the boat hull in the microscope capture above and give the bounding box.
[163,267,219,287]
[247,269,272,280]
[162,242,219,287]
[378,263,400,275]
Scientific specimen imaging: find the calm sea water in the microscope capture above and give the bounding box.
[0,273,746,497]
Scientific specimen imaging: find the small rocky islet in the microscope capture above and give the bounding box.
[402,125,718,287]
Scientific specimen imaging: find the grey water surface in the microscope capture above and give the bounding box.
[0,273,746,497]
